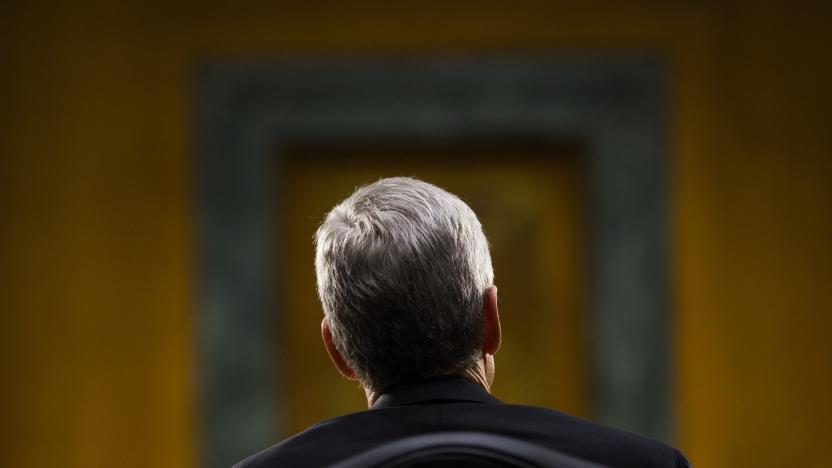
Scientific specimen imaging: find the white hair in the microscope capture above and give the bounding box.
[314,177,494,392]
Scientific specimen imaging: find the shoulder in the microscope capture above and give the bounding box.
[513,404,689,468]
[235,403,690,468]
[233,411,397,468]
[232,429,330,468]
[232,434,302,468]
[442,402,689,468]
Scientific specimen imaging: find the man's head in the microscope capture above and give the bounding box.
[314,177,500,395]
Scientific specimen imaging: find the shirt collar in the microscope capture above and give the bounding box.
[370,376,502,410]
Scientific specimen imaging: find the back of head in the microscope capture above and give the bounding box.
[315,177,494,393]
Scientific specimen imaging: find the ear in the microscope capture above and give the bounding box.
[321,318,357,380]
[483,285,502,355]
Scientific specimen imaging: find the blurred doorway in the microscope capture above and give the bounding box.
[278,146,589,436]
[197,57,669,467]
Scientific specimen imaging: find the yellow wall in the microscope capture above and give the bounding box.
[2,1,830,467]
[673,4,832,466]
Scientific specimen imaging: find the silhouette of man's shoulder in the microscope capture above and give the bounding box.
[235,379,690,468]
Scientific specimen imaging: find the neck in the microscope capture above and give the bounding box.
[364,355,493,407]
[458,359,492,393]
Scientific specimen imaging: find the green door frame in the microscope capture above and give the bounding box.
[195,56,672,468]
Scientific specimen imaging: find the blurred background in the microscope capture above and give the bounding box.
[2,1,831,467]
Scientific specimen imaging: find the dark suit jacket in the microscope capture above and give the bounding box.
[235,377,690,468]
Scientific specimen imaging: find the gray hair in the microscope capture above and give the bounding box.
[314,177,494,392]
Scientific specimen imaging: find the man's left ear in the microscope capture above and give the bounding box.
[321,318,357,380]
[483,285,502,355]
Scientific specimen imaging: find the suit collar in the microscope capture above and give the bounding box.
[370,376,502,409]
